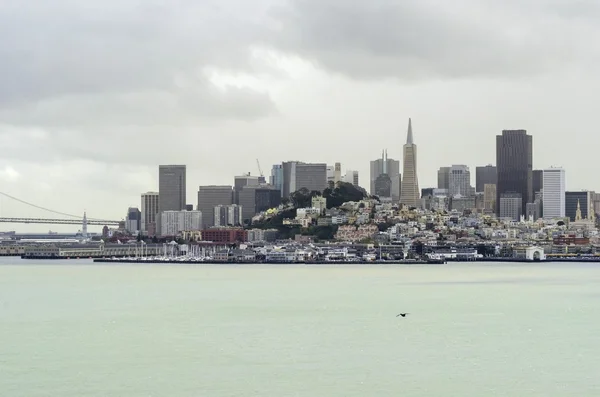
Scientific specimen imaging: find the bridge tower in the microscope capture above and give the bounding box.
[82,212,88,238]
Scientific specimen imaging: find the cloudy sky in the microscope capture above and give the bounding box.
[1,0,599,232]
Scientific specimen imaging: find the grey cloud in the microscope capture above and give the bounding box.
[0,0,276,116]
[269,0,598,80]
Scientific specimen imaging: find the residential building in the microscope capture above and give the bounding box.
[214,204,243,227]
[197,185,233,228]
[542,167,566,220]
[400,118,420,207]
[499,192,523,221]
[496,130,532,214]
[160,210,202,237]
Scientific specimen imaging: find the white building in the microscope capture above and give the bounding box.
[448,165,473,197]
[543,167,566,220]
[160,210,202,236]
[343,170,359,187]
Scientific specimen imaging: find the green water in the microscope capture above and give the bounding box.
[1,260,599,396]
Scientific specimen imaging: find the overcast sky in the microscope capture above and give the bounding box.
[1,0,599,232]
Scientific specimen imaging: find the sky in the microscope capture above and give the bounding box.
[1,0,599,233]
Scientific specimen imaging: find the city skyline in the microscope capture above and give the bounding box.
[1,1,600,232]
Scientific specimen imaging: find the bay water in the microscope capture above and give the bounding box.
[1,258,599,396]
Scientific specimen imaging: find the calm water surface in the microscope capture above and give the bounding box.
[1,258,599,396]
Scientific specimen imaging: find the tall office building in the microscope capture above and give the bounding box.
[281,161,327,197]
[542,167,566,220]
[437,167,450,190]
[400,118,420,207]
[343,170,359,187]
[370,150,401,202]
[140,191,159,235]
[270,164,283,195]
[475,165,497,193]
[496,130,532,214]
[125,207,141,234]
[234,174,260,204]
[238,185,282,224]
[158,165,186,213]
[532,170,543,195]
[448,165,472,197]
[565,191,594,222]
[197,185,233,228]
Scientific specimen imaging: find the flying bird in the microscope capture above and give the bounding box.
[396,313,409,317]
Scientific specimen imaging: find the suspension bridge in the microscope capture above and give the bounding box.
[0,192,122,226]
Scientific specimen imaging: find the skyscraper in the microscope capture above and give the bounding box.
[448,165,472,197]
[496,130,532,214]
[475,165,497,193]
[400,118,420,207]
[532,170,543,195]
[158,165,186,213]
[140,191,159,235]
[370,150,401,202]
[437,167,450,190]
[281,161,327,198]
[542,167,566,220]
[197,185,233,228]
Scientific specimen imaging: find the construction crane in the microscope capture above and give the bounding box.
[256,159,264,177]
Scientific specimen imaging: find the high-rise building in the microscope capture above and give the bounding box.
[542,167,566,220]
[565,191,594,222]
[238,185,282,224]
[214,204,243,227]
[160,210,202,237]
[532,170,543,195]
[496,130,532,214]
[234,174,260,204]
[483,184,497,212]
[437,167,450,190]
[475,165,497,193]
[334,162,342,183]
[499,192,523,221]
[400,118,420,207]
[370,150,401,202]
[270,164,283,195]
[197,185,233,228]
[282,161,327,197]
[448,165,472,197]
[125,207,141,234]
[140,192,159,235]
[158,165,186,213]
[343,170,359,187]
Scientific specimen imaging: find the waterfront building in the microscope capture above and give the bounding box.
[542,167,565,220]
[496,130,532,215]
[370,150,401,202]
[160,210,202,237]
[197,185,233,228]
[475,165,497,193]
[214,204,243,227]
[281,161,327,197]
[400,118,420,208]
[140,191,159,235]
[158,165,186,212]
[499,192,523,221]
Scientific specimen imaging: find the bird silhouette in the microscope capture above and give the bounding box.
[396,313,409,317]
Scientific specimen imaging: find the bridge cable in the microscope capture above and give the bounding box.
[0,191,108,221]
